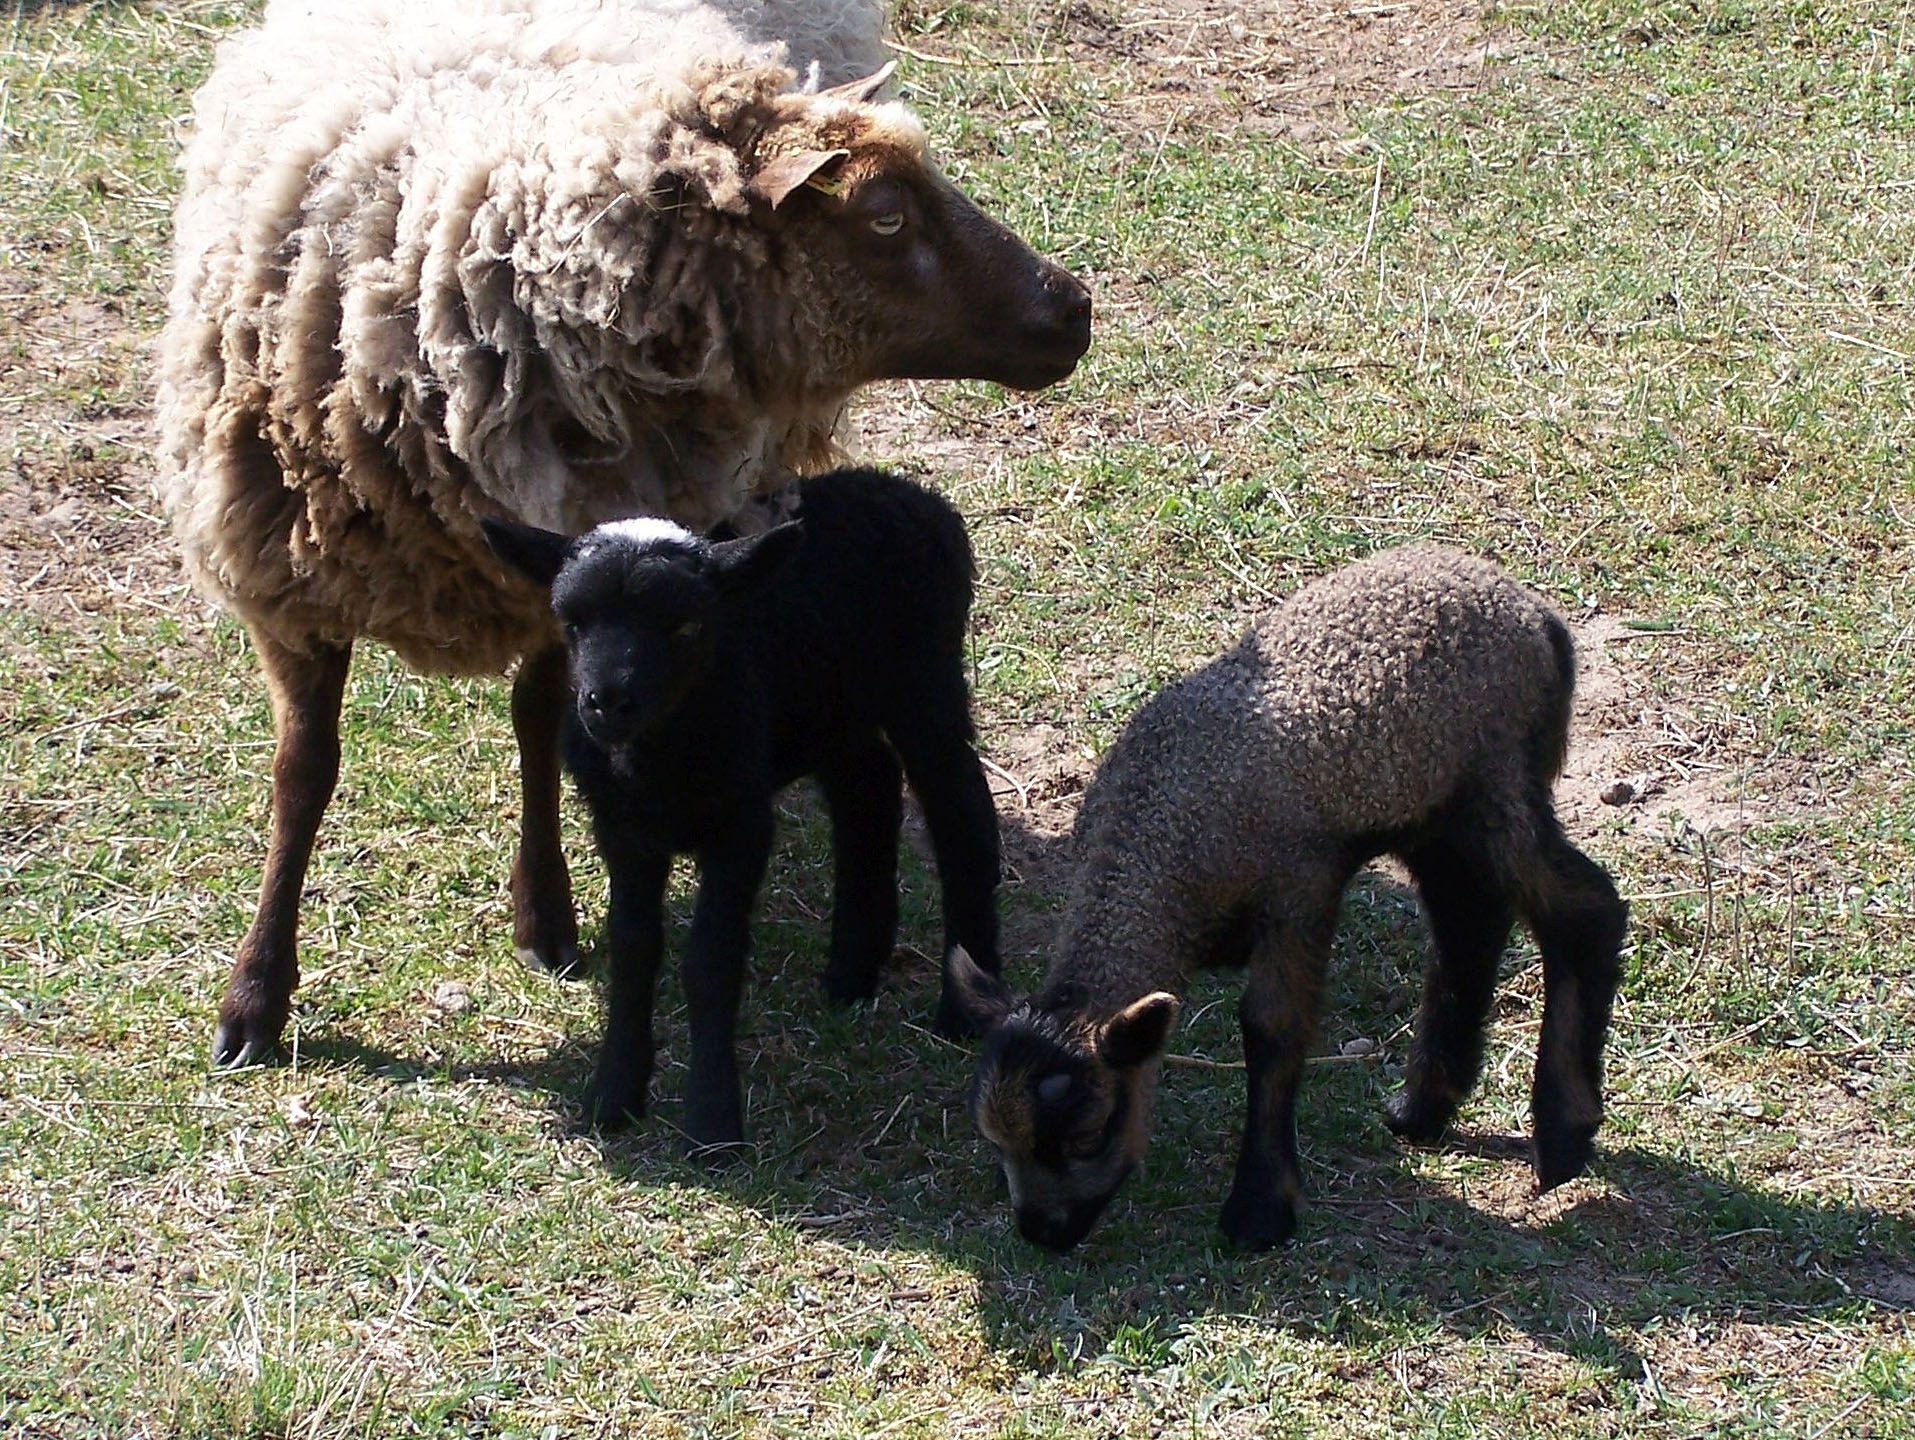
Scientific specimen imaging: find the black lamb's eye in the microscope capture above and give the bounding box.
[675,618,702,640]
[560,620,579,643]
[869,212,904,237]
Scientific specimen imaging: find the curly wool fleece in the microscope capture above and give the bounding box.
[157,0,903,674]
[1045,544,1574,1015]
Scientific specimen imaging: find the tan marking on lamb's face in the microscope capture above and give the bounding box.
[970,1019,1162,1252]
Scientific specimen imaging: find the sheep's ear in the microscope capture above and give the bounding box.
[1096,993,1179,1070]
[750,148,850,209]
[815,61,896,105]
[708,520,803,595]
[945,945,1012,1034]
[482,516,571,588]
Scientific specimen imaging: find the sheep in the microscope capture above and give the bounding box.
[158,0,1090,1067]
[481,466,1002,1147]
[946,545,1629,1251]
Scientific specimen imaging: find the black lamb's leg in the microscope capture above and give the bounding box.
[1220,908,1335,1250]
[816,738,903,1008]
[1385,834,1515,1144]
[679,812,774,1155]
[511,642,580,975]
[887,685,1003,1036]
[212,630,352,1067]
[582,849,671,1131]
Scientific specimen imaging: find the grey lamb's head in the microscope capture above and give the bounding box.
[482,514,802,747]
[946,948,1179,1252]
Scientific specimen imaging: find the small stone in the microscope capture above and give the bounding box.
[1340,1037,1378,1058]
[431,980,472,1014]
[280,1092,316,1128]
[1600,779,1637,805]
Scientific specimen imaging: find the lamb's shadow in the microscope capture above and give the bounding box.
[302,796,1913,1379]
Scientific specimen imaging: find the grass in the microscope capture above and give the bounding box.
[2,0,1913,1435]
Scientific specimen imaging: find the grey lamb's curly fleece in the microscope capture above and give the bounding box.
[157,0,899,676]
[1042,544,1573,1018]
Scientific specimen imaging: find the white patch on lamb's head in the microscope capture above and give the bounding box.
[592,516,701,554]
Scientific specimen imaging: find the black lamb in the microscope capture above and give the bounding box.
[483,468,1002,1149]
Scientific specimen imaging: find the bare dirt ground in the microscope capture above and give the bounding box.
[1038,0,1514,143]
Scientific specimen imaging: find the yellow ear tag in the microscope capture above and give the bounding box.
[804,174,845,197]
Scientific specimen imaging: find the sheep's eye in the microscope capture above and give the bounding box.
[560,620,579,643]
[869,212,905,237]
[674,619,702,640]
[1066,1134,1105,1161]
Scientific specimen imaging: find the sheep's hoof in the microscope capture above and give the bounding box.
[517,940,584,979]
[1532,1124,1597,1191]
[1219,1188,1297,1251]
[210,1018,281,1070]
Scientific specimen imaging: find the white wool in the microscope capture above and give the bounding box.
[595,516,701,551]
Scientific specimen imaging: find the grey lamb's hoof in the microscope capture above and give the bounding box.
[1382,1088,1455,1145]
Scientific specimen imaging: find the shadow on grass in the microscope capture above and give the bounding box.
[298,802,1914,1382]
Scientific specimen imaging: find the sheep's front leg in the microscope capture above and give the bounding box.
[510,643,580,975]
[582,850,672,1130]
[1220,916,1333,1249]
[212,632,353,1067]
[680,812,773,1155]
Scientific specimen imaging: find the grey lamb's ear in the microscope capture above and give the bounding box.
[708,520,803,595]
[1097,993,1179,1070]
[945,945,1012,1034]
[750,149,850,209]
[482,516,572,588]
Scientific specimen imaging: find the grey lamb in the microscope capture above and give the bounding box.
[950,544,1628,1251]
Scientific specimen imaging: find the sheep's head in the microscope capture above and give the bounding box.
[481,514,802,748]
[745,68,1092,395]
[947,947,1179,1252]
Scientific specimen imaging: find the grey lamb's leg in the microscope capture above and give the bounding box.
[1221,909,1336,1250]
[582,851,672,1130]
[679,812,774,1156]
[212,631,352,1067]
[511,643,580,975]
[1521,827,1628,1190]
[1385,834,1515,1144]
[816,737,903,1008]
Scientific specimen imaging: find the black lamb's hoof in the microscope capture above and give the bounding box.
[1532,1124,1597,1191]
[581,1079,647,1132]
[1219,1187,1298,1251]
[1383,1088,1454,1145]
[820,968,881,1009]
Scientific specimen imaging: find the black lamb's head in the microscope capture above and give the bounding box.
[481,514,803,747]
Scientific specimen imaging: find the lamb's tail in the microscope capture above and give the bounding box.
[1529,609,1578,785]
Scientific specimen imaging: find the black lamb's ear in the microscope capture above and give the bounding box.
[945,945,1013,1035]
[482,516,572,588]
[708,520,804,595]
[1097,993,1179,1070]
